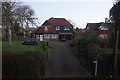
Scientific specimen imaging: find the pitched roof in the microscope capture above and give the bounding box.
[47,18,73,26]
[34,26,58,34]
[86,23,102,30]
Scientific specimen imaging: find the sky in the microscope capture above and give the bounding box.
[21,0,115,28]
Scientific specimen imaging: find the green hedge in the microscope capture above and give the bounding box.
[2,51,43,77]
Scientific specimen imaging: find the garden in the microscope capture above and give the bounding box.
[69,31,120,77]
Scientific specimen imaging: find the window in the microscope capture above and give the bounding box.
[52,34,58,38]
[70,26,73,29]
[99,34,108,39]
[100,26,108,30]
[45,27,48,31]
[64,26,69,30]
[56,26,60,30]
[87,26,90,30]
[44,34,50,39]
[36,35,39,39]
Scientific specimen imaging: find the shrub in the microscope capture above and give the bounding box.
[41,40,48,52]
[107,32,114,48]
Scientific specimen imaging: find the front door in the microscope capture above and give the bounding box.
[40,35,43,41]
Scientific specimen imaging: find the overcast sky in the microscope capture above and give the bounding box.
[21,0,115,28]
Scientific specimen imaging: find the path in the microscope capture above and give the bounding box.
[45,41,91,78]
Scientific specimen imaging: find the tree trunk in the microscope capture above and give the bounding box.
[113,3,119,77]
[8,26,12,47]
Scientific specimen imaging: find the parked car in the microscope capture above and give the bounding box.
[60,38,66,42]
[22,38,38,45]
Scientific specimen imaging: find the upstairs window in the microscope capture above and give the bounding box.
[70,26,73,29]
[64,26,70,30]
[56,26,60,30]
[87,26,90,30]
[100,26,108,30]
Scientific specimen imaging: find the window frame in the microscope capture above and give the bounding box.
[52,34,58,39]
[99,34,108,38]
[64,26,70,30]
[44,34,50,39]
[36,35,39,38]
[100,26,109,30]
[56,26,60,30]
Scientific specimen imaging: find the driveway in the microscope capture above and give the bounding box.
[45,41,91,78]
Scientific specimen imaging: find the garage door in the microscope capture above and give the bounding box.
[66,35,71,40]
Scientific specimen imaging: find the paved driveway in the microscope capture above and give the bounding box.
[45,41,91,78]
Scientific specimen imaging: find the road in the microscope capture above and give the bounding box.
[45,41,91,78]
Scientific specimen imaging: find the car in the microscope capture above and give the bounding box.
[22,38,38,45]
[60,38,66,42]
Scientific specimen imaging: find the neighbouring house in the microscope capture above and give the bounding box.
[85,22,110,39]
[85,23,102,32]
[99,25,110,39]
[35,17,74,41]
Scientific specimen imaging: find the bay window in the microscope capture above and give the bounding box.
[45,34,50,39]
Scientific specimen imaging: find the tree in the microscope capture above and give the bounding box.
[14,5,37,38]
[75,27,79,31]
[2,2,19,47]
[68,19,76,27]
[109,1,120,76]
[2,2,37,42]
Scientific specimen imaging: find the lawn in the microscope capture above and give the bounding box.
[2,41,43,52]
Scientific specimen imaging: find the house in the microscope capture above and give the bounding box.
[86,23,102,31]
[85,22,110,39]
[35,17,74,41]
[35,26,59,41]
[99,25,110,39]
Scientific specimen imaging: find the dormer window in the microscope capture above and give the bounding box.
[64,26,69,30]
[56,26,60,30]
[45,26,48,31]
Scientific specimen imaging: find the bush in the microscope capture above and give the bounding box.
[41,40,48,52]
[107,32,114,48]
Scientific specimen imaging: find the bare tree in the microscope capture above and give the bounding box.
[14,5,37,38]
[2,2,18,47]
[68,19,76,27]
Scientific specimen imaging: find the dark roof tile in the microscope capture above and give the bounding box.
[47,18,73,26]
[86,23,102,30]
